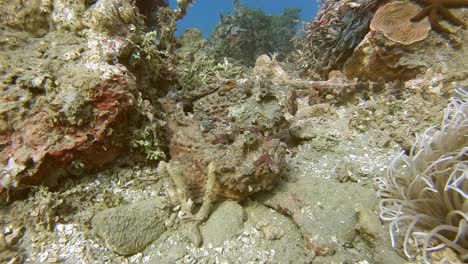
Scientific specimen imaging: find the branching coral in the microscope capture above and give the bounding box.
[376,90,468,262]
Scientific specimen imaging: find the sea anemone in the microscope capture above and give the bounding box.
[375,89,467,263]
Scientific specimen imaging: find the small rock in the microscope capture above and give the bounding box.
[357,207,381,243]
[428,246,461,263]
[92,198,168,255]
[5,227,23,246]
[201,200,246,247]
[245,202,314,263]
[261,225,284,240]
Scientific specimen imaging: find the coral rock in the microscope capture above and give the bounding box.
[345,1,468,83]
[0,76,133,194]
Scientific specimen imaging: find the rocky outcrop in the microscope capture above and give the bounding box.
[0,0,166,199]
[344,3,468,91]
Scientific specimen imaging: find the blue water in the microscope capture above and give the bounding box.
[169,0,319,38]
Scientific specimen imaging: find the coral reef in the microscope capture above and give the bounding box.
[0,0,467,262]
[205,0,300,65]
[294,0,468,83]
[376,91,467,262]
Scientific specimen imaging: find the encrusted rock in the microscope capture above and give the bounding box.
[344,7,468,85]
[356,207,381,243]
[0,0,158,199]
[260,176,377,248]
[244,202,314,262]
[84,0,143,36]
[0,0,52,37]
[92,199,168,255]
[0,75,133,193]
[200,200,246,247]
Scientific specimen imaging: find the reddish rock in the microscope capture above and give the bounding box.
[0,76,133,195]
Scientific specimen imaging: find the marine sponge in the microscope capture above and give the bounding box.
[375,90,467,262]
